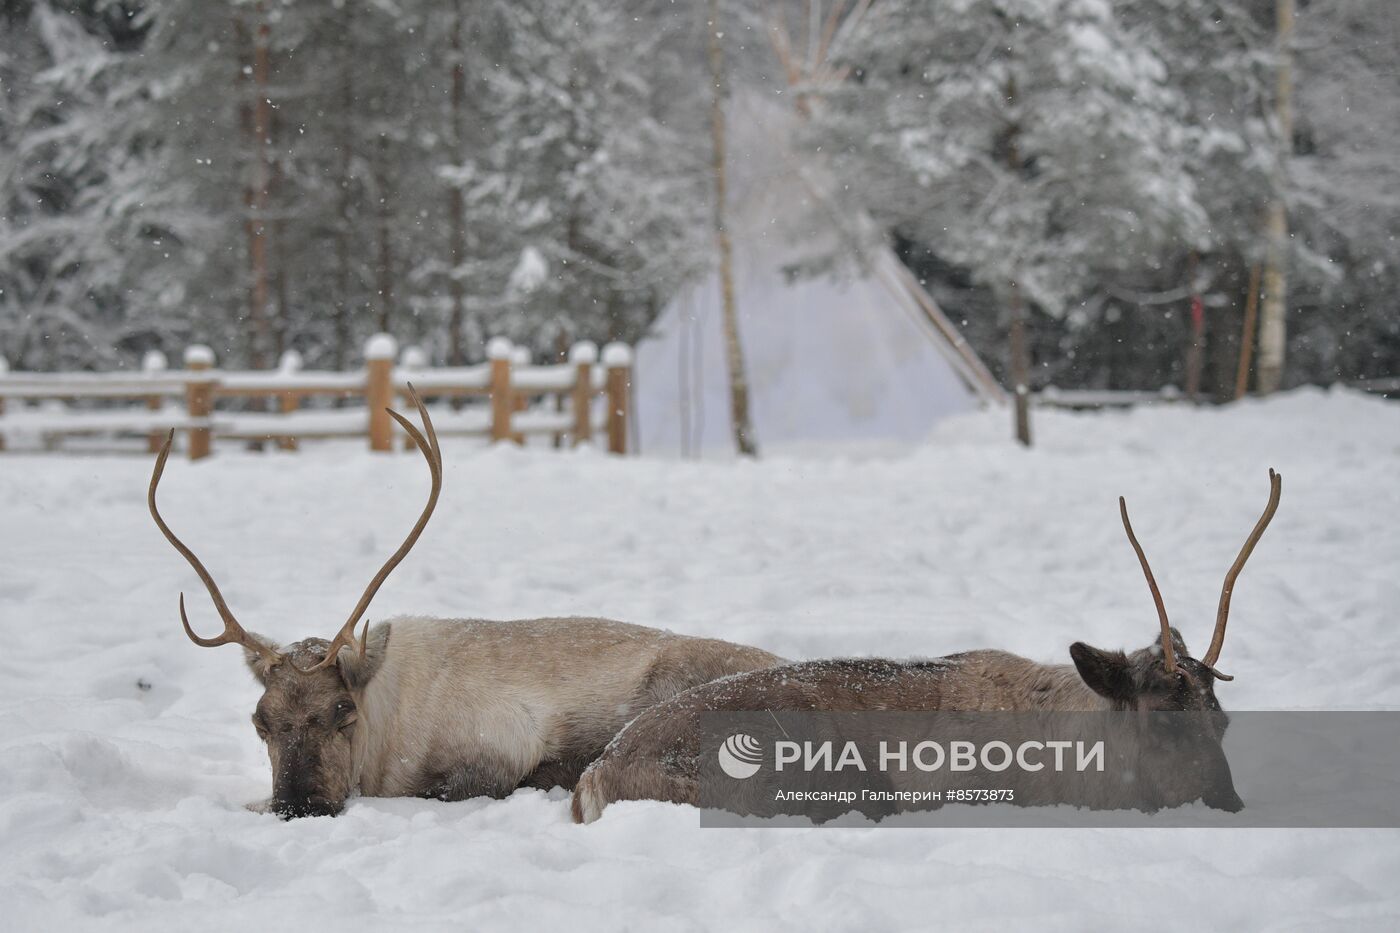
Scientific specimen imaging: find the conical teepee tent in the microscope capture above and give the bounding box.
[635,90,1004,457]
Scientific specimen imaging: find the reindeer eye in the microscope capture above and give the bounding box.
[334,700,357,729]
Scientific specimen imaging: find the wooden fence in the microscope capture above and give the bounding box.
[0,334,633,459]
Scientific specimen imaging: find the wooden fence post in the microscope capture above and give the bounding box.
[509,345,531,443]
[366,333,397,452]
[184,345,215,461]
[276,350,302,451]
[602,342,632,455]
[511,345,530,416]
[570,341,597,446]
[142,350,168,454]
[398,346,427,450]
[0,356,8,452]
[488,337,515,444]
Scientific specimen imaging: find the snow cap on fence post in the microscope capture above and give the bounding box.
[488,338,516,443]
[184,345,215,368]
[569,340,598,365]
[273,350,303,452]
[486,336,514,361]
[365,332,398,361]
[400,345,428,369]
[602,342,632,368]
[569,341,597,446]
[183,345,215,461]
[142,351,169,453]
[603,343,632,455]
[365,334,397,452]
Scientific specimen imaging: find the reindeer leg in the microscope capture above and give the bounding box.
[414,753,522,802]
[519,754,596,791]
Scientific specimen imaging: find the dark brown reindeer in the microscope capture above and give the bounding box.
[150,388,780,819]
[572,472,1282,823]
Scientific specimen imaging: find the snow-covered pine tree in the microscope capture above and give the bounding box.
[0,0,180,370]
[813,0,1209,312]
[438,0,710,357]
[1287,0,1400,384]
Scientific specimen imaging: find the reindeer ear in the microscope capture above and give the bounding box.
[1166,626,1190,660]
[337,622,390,692]
[243,634,281,685]
[1070,642,1135,703]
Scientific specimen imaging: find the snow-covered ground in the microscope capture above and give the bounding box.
[2,388,1398,931]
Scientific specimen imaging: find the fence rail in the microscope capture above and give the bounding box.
[1032,386,1185,410]
[0,334,633,459]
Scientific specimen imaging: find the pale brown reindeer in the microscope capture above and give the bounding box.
[572,472,1282,822]
[149,388,780,818]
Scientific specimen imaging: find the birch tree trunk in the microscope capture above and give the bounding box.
[1256,0,1294,395]
[706,0,758,457]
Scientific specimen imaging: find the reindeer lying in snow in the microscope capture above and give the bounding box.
[149,389,780,819]
[572,472,1282,823]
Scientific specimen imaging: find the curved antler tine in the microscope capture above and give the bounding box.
[179,591,229,647]
[1202,469,1282,669]
[150,432,280,664]
[294,386,441,673]
[178,592,280,663]
[1119,496,1175,672]
[402,382,441,466]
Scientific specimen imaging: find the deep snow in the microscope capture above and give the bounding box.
[2,388,1398,930]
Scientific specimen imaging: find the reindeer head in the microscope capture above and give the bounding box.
[149,387,441,819]
[1068,470,1282,811]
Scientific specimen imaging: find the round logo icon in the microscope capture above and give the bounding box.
[718,733,763,779]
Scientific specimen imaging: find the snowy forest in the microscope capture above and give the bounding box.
[5,4,1400,927]
[2,0,1397,398]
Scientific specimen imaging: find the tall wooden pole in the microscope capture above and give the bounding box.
[1183,251,1205,402]
[375,134,396,334]
[1256,0,1294,395]
[1008,282,1032,447]
[1004,74,1031,447]
[244,3,274,370]
[446,1,468,366]
[332,0,356,371]
[1234,263,1262,400]
[706,0,758,456]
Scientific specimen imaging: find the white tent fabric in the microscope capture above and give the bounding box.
[636,93,1001,457]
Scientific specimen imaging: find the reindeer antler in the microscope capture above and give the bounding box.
[292,384,441,673]
[1201,469,1282,671]
[151,384,442,676]
[149,432,283,667]
[1118,496,1176,673]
